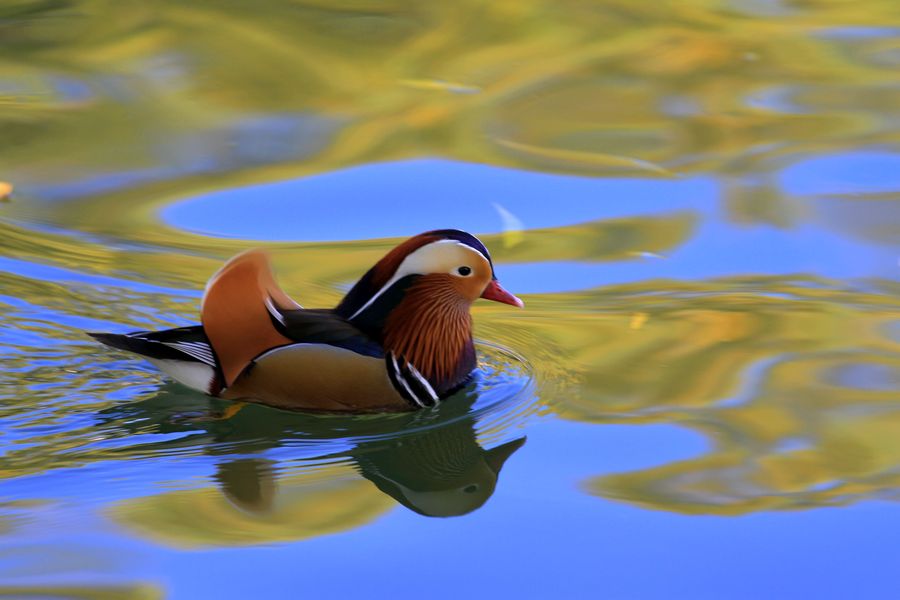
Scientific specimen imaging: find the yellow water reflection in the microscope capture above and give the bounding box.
[112,464,395,548]
[3,0,897,206]
[1,0,898,559]
[0,585,162,600]
[108,394,526,547]
[481,278,900,514]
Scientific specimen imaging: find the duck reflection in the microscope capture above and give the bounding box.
[212,425,523,518]
[213,458,278,514]
[100,382,525,545]
[353,427,523,517]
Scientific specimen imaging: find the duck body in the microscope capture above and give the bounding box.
[91,230,522,412]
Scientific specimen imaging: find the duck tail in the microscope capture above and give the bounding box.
[201,249,301,387]
[88,327,220,393]
[88,331,141,354]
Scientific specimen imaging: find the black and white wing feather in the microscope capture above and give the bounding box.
[89,326,220,393]
[385,352,439,408]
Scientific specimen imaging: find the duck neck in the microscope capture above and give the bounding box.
[382,276,476,394]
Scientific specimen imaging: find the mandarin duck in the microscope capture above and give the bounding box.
[90,229,522,412]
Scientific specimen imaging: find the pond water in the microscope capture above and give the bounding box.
[1,1,899,598]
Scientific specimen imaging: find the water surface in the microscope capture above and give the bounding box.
[1,1,899,598]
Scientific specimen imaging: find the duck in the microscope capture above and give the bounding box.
[90,229,523,412]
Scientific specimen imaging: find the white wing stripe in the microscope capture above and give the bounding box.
[264,296,286,325]
[162,341,216,366]
[406,363,438,403]
[390,354,424,408]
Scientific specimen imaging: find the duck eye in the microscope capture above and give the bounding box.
[457,266,472,276]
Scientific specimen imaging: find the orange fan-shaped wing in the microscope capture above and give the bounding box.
[201,250,300,386]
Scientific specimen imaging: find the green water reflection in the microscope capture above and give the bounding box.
[1,0,899,596]
[104,388,525,547]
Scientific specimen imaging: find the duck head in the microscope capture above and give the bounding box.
[335,230,522,396]
[336,229,522,319]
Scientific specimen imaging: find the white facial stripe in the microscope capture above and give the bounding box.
[349,239,488,320]
[455,237,489,264]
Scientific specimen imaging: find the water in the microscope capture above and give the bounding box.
[1,1,899,598]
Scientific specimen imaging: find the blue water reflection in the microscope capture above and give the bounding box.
[2,3,899,595]
[164,156,898,295]
[163,159,714,240]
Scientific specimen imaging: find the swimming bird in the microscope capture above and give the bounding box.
[90,229,523,412]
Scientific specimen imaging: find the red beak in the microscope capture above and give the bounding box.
[480,279,524,308]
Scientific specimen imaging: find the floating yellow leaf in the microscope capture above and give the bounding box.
[630,312,648,330]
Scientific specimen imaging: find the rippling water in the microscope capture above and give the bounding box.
[1,1,899,598]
